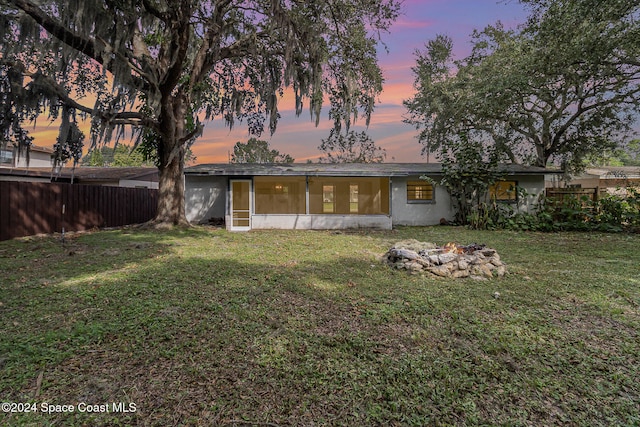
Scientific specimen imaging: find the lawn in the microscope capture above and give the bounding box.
[1,226,639,426]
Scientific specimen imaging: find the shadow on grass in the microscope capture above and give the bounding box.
[1,227,639,426]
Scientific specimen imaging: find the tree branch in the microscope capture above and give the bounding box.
[12,0,103,65]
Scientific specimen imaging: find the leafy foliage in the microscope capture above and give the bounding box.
[83,144,151,167]
[1,0,400,223]
[404,0,640,173]
[501,187,640,233]
[230,138,294,163]
[318,129,386,163]
[433,132,504,226]
[588,139,640,167]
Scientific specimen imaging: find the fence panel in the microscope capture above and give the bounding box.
[545,187,599,204]
[0,182,157,241]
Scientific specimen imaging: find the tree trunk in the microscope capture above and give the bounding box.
[155,151,188,226]
[153,91,189,227]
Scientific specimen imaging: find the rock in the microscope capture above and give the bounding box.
[406,262,423,271]
[427,265,451,277]
[428,255,440,265]
[446,261,458,272]
[472,264,493,278]
[389,248,421,261]
[383,240,505,280]
[452,270,470,279]
[438,253,458,264]
[490,258,503,267]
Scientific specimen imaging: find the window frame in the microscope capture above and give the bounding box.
[406,180,434,204]
[0,149,13,165]
[322,184,335,213]
[490,180,518,203]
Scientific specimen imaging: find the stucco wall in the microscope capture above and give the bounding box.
[185,175,226,224]
[391,175,546,226]
[512,175,546,213]
[391,176,454,226]
[251,214,392,230]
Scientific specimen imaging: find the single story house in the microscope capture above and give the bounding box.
[185,163,556,231]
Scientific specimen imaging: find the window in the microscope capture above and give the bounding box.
[490,180,517,202]
[349,184,359,213]
[254,177,306,214]
[309,177,389,215]
[323,185,335,213]
[0,149,13,165]
[407,180,433,202]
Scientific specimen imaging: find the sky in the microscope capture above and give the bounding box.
[27,0,531,164]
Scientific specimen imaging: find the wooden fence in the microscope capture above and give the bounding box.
[545,187,600,205]
[0,181,157,241]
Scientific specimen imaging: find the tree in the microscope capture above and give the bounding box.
[404,0,640,173]
[435,132,504,226]
[84,147,107,167]
[230,138,294,163]
[588,139,640,167]
[83,144,196,166]
[318,129,386,163]
[0,0,400,225]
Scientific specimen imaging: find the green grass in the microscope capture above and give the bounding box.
[1,226,639,426]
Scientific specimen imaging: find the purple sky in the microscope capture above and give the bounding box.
[193,0,530,163]
[29,1,531,164]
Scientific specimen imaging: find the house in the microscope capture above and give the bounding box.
[0,166,159,188]
[576,166,639,195]
[0,145,54,168]
[185,163,555,230]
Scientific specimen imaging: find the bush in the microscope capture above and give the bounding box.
[491,186,640,233]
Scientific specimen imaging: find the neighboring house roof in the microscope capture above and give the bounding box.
[59,167,159,183]
[29,145,55,154]
[0,167,158,183]
[585,166,640,179]
[185,163,558,177]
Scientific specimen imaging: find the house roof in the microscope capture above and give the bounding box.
[29,145,55,154]
[185,163,559,177]
[585,166,640,179]
[0,167,158,182]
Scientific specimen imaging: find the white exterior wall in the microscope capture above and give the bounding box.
[185,175,227,224]
[390,175,546,226]
[251,214,391,230]
[184,173,547,229]
[3,150,53,168]
[512,175,546,213]
[391,176,454,226]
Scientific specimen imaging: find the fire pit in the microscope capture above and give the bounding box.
[383,239,506,279]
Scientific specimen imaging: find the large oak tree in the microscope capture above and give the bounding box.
[0,0,400,225]
[404,0,640,172]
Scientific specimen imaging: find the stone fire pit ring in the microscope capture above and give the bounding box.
[383,239,506,279]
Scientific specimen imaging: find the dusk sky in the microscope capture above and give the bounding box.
[29,0,531,164]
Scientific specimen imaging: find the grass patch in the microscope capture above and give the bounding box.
[1,226,639,426]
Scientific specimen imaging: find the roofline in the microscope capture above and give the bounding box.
[184,163,563,177]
